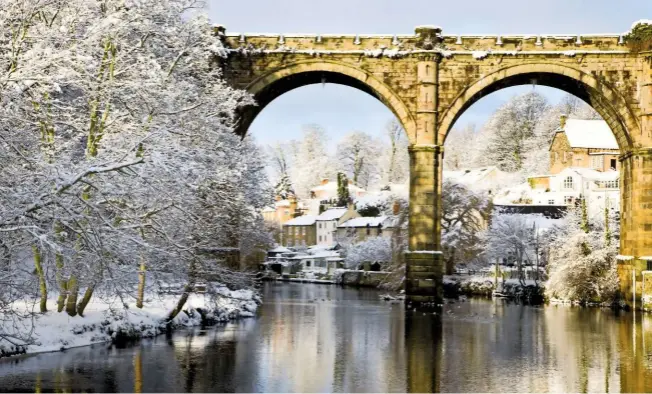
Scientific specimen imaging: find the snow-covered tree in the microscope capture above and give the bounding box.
[289,125,333,197]
[441,179,491,273]
[274,174,295,200]
[335,130,378,188]
[344,236,392,269]
[545,207,619,303]
[0,0,270,337]
[482,213,537,285]
[444,123,483,170]
[378,119,409,184]
[483,91,550,172]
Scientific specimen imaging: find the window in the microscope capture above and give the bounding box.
[548,199,555,205]
[564,196,574,205]
[610,159,617,170]
[591,155,602,170]
[563,176,574,189]
[306,261,311,267]
[318,235,322,242]
[318,223,322,229]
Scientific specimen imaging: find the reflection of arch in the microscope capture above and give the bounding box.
[235,60,417,140]
[439,63,639,151]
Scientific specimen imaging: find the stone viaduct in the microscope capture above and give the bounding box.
[216,23,652,308]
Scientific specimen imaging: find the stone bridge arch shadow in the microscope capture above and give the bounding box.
[233,60,417,141]
[438,62,643,302]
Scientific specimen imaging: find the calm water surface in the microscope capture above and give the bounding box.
[1,283,652,392]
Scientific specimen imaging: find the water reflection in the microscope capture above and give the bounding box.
[0,283,651,392]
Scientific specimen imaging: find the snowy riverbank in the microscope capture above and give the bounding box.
[444,275,545,303]
[0,285,260,358]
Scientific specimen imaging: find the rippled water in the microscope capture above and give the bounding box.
[1,283,651,392]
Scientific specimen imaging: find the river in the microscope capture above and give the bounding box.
[0,283,651,392]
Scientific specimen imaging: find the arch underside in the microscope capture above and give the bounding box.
[234,61,416,140]
[235,72,377,136]
[440,65,639,152]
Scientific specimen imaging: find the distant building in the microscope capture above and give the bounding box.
[282,215,317,247]
[528,167,619,217]
[310,178,366,201]
[262,195,302,225]
[336,216,388,243]
[315,206,359,246]
[549,116,619,174]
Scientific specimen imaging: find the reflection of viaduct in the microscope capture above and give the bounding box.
[217,24,652,306]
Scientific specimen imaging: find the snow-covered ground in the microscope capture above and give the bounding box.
[1,286,260,358]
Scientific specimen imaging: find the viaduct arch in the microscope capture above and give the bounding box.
[217,24,652,308]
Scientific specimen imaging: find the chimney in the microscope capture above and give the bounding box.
[289,196,297,213]
[560,114,568,129]
[392,200,401,215]
[321,178,329,185]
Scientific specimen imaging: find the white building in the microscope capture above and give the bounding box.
[499,167,620,218]
[315,207,359,246]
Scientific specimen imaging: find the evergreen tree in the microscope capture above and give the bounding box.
[337,172,351,207]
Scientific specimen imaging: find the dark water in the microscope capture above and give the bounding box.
[1,283,652,392]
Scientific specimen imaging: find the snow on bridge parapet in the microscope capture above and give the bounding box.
[219,26,630,58]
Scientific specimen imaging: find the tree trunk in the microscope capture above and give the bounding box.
[77,285,95,316]
[65,277,78,316]
[32,245,47,313]
[167,284,191,321]
[55,254,67,313]
[54,222,67,312]
[136,257,146,309]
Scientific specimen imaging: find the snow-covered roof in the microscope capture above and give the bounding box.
[316,207,348,221]
[564,167,619,181]
[444,166,498,184]
[269,246,291,253]
[275,199,291,207]
[262,206,275,213]
[284,215,317,226]
[555,119,618,150]
[338,216,387,228]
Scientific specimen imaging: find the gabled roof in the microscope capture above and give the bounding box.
[338,216,387,228]
[554,119,618,150]
[284,215,317,226]
[316,207,348,221]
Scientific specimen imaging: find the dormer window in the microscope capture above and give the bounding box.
[563,176,574,190]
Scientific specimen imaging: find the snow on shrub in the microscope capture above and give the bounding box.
[344,237,392,269]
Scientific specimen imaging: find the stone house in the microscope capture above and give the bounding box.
[282,215,317,247]
[549,116,619,175]
[336,216,389,243]
[315,206,359,246]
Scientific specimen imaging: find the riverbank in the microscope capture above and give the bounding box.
[444,275,545,303]
[0,285,260,358]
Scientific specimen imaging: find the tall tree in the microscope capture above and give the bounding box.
[336,131,377,188]
[380,119,409,184]
[483,91,550,172]
[290,125,333,197]
[0,0,269,333]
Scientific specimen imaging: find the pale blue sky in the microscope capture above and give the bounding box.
[206,0,652,146]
